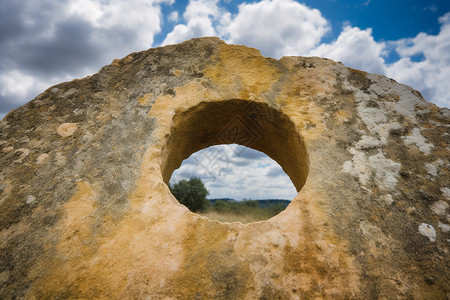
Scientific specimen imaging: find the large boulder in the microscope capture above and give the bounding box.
[0,37,448,299]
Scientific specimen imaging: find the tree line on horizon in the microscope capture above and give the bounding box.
[170,177,287,221]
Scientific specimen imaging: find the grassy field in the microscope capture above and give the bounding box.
[198,200,286,223]
[198,210,273,223]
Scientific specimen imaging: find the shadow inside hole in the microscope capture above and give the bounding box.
[162,99,309,223]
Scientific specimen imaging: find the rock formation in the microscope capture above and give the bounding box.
[0,37,448,299]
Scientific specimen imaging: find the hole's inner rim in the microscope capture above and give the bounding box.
[161,99,309,202]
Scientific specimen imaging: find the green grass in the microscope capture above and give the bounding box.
[198,210,269,223]
[198,200,285,223]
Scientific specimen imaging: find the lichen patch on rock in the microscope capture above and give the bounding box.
[419,223,437,242]
[56,122,78,137]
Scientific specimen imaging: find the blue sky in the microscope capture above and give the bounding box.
[1,0,449,200]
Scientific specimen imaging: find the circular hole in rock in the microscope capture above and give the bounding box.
[162,99,308,223]
[169,144,298,223]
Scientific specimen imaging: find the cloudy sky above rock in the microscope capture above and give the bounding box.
[1,0,449,199]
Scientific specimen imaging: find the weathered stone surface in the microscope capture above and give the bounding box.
[0,37,449,299]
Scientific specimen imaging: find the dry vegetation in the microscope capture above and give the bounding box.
[199,210,271,223]
[198,200,286,223]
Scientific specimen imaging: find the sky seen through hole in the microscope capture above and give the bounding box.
[169,144,298,201]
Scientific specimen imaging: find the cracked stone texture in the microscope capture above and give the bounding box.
[0,37,449,299]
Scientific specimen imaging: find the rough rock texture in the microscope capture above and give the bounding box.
[0,37,449,299]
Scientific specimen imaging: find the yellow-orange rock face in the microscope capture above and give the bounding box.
[0,38,449,299]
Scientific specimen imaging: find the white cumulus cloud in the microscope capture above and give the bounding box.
[183,0,220,20]
[0,70,42,99]
[223,0,330,58]
[163,18,218,45]
[309,26,387,74]
[162,0,221,45]
[168,11,179,22]
[0,0,172,117]
[386,12,450,107]
[67,0,170,50]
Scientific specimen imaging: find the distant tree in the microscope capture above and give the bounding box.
[170,177,209,212]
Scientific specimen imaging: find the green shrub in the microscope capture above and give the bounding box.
[170,177,209,212]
